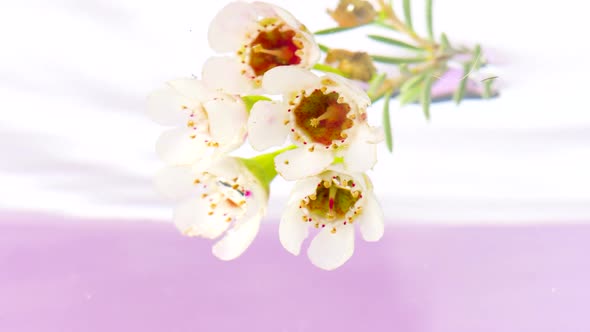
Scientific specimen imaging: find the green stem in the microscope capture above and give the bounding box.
[239,145,296,194]
[370,61,438,103]
[313,63,348,77]
[377,0,434,51]
[242,95,271,113]
[368,42,478,103]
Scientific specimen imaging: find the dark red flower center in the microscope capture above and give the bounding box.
[249,27,301,76]
[293,90,353,146]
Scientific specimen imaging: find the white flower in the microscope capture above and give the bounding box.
[203,1,320,94]
[248,66,381,180]
[279,168,384,270]
[147,79,248,165]
[155,157,268,261]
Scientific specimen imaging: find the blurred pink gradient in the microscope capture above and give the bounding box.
[1,213,589,332]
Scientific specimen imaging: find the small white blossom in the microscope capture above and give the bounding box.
[203,1,320,94]
[155,157,267,261]
[248,66,381,180]
[279,168,384,270]
[147,79,248,165]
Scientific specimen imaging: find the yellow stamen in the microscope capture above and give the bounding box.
[309,104,342,128]
[251,44,287,58]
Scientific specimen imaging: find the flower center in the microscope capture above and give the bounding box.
[249,26,301,76]
[300,175,362,231]
[197,175,248,223]
[293,90,353,146]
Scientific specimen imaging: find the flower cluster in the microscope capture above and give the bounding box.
[148,1,384,270]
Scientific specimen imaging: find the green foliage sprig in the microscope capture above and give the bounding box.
[314,0,499,152]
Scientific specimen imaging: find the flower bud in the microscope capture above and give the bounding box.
[325,49,377,82]
[327,0,377,28]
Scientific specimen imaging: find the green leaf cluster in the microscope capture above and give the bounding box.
[314,0,498,153]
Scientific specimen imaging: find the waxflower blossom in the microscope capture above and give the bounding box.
[203,1,320,94]
[147,79,248,165]
[248,66,381,180]
[155,157,268,260]
[279,167,384,270]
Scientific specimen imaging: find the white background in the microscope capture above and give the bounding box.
[1,0,589,223]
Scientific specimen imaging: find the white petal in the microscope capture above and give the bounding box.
[341,126,377,172]
[366,126,385,144]
[207,2,258,52]
[167,79,220,103]
[262,66,320,95]
[357,191,385,242]
[212,215,262,261]
[325,73,371,107]
[242,181,269,220]
[307,225,354,270]
[250,2,278,18]
[205,98,247,146]
[206,157,242,181]
[156,128,207,165]
[247,100,289,151]
[154,166,195,200]
[275,147,333,180]
[288,176,322,204]
[279,203,309,256]
[342,141,376,173]
[146,87,191,126]
[264,2,303,30]
[202,56,254,94]
[299,34,321,68]
[173,197,230,239]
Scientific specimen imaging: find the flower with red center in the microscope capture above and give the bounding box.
[147,79,248,165]
[203,1,320,94]
[247,66,381,180]
[155,157,268,260]
[279,168,384,270]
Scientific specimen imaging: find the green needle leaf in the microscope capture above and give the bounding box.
[371,55,427,64]
[367,73,387,101]
[452,45,483,104]
[399,84,423,105]
[482,78,495,99]
[372,20,398,31]
[421,73,433,120]
[453,63,470,105]
[426,0,434,40]
[312,63,347,77]
[481,75,498,82]
[318,43,330,53]
[403,0,413,30]
[440,32,450,51]
[399,63,410,75]
[367,34,423,51]
[382,92,394,152]
[315,26,363,35]
[472,44,482,70]
[400,73,427,93]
